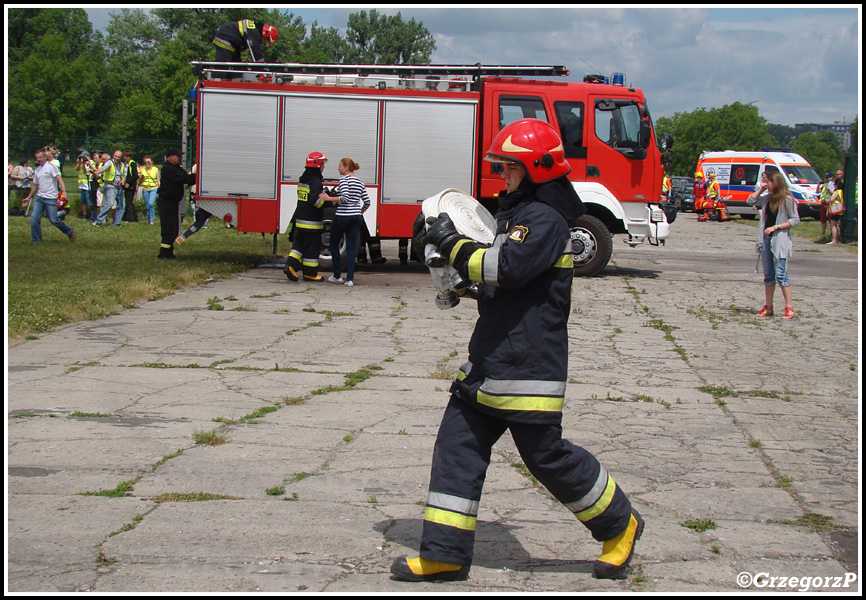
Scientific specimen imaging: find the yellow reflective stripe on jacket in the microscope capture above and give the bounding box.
[477,377,566,413]
[424,506,477,531]
[467,247,487,282]
[477,391,564,412]
[294,219,323,230]
[448,238,471,265]
[555,253,573,269]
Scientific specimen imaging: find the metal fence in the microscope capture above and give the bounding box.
[8,133,182,166]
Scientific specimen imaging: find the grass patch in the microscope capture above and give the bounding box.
[698,384,737,400]
[777,512,842,533]
[79,479,137,498]
[149,492,243,503]
[192,427,230,446]
[70,411,115,418]
[681,518,718,533]
[7,215,281,341]
[239,405,279,423]
[644,318,679,341]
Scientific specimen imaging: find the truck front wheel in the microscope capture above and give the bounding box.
[571,214,613,277]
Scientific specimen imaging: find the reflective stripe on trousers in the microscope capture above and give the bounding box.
[420,395,633,566]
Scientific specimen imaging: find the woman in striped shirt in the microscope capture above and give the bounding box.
[320,158,371,287]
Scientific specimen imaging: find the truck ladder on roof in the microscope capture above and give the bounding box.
[191,61,570,81]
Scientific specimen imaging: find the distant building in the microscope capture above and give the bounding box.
[795,122,853,151]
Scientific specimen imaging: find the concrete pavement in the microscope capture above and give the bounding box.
[7,214,860,593]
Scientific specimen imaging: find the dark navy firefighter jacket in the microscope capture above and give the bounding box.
[447,177,585,424]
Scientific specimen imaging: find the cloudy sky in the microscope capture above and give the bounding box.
[84,5,860,126]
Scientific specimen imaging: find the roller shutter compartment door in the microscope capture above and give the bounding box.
[381,100,477,204]
[199,92,278,200]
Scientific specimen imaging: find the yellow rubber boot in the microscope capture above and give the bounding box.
[593,510,644,580]
[390,556,469,582]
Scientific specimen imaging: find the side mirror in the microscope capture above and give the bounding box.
[660,133,674,151]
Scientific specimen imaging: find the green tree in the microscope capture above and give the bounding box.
[345,9,435,64]
[299,22,349,63]
[655,102,776,176]
[7,8,103,135]
[8,32,101,135]
[791,131,843,177]
[8,7,97,64]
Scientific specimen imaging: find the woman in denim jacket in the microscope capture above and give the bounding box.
[747,171,800,319]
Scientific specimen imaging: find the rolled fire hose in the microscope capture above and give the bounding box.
[420,189,496,309]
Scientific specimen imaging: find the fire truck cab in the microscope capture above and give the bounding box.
[189,63,672,276]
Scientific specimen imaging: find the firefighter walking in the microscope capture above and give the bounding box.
[284,152,328,282]
[391,119,643,583]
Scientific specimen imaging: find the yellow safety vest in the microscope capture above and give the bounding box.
[101,161,117,186]
[140,165,159,189]
[77,167,90,187]
[708,180,719,198]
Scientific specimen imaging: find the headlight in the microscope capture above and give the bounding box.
[650,207,665,223]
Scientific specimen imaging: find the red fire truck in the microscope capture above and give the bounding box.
[188,63,673,276]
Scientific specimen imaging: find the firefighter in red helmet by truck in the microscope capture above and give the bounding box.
[284,152,328,282]
[391,118,643,582]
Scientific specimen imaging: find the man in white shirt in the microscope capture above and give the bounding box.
[25,149,74,243]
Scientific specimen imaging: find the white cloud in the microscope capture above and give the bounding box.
[83,5,859,125]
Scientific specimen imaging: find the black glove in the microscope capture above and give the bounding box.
[425,212,466,256]
[411,212,427,264]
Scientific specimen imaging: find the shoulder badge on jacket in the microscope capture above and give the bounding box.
[508,225,529,242]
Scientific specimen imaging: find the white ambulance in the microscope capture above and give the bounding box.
[696,150,822,219]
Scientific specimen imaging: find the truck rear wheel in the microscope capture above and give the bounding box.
[571,214,612,277]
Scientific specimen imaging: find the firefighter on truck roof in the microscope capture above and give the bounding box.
[390,118,643,583]
[212,19,278,64]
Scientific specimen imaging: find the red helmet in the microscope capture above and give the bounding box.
[485,118,571,184]
[305,152,327,168]
[262,24,278,45]
[57,195,69,211]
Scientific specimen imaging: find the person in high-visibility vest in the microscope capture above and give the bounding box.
[662,173,671,200]
[707,172,720,203]
[138,155,160,226]
[693,172,707,216]
[74,151,92,219]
